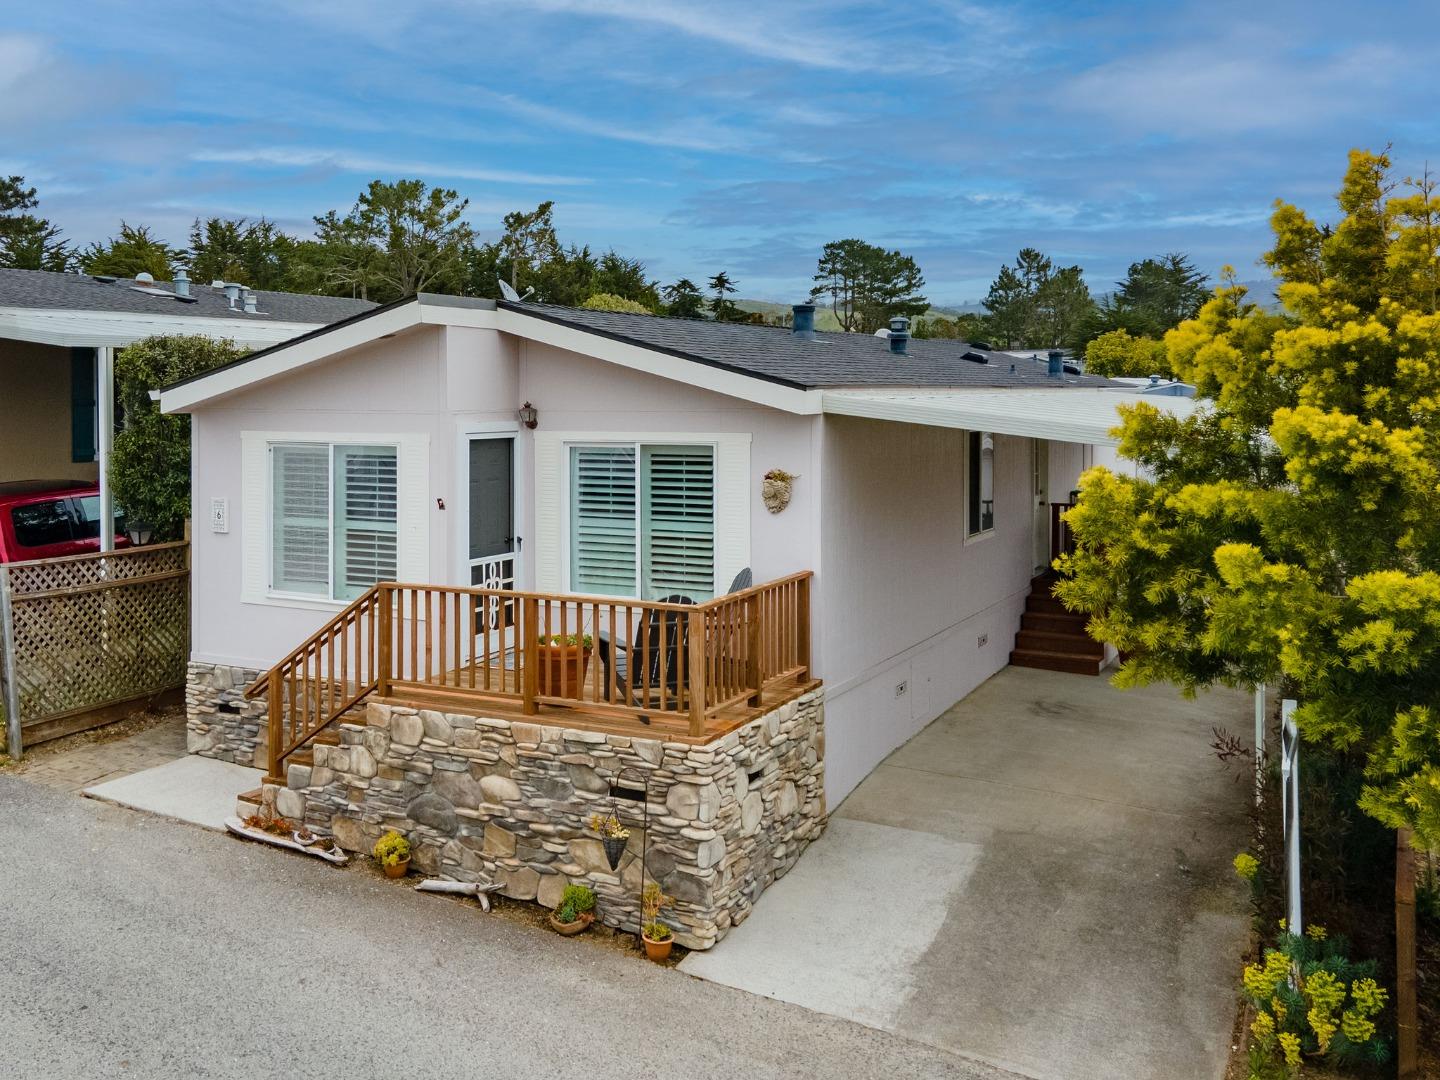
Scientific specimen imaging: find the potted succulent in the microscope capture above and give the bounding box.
[535,633,593,697]
[548,884,597,936]
[373,829,412,879]
[588,811,631,871]
[640,881,675,962]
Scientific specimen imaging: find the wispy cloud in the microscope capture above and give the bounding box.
[191,147,590,186]
[469,89,755,152]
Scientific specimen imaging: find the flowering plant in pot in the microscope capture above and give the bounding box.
[549,884,597,936]
[640,881,675,962]
[536,633,593,697]
[373,829,411,879]
[588,811,631,870]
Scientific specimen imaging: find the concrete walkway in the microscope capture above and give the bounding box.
[683,666,1251,1080]
[84,755,263,830]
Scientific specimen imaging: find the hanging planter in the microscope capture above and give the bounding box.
[761,469,797,514]
[588,811,631,871]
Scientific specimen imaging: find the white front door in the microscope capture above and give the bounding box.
[1032,439,1050,574]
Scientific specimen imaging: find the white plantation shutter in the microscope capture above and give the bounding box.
[271,444,330,595]
[570,446,637,595]
[642,445,715,600]
[334,445,398,599]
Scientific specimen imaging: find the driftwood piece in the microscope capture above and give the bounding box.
[224,817,349,865]
[415,878,504,911]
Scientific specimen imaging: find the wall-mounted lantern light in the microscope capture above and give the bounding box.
[518,401,539,430]
[126,520,154,546]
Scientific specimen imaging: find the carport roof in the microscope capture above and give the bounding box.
[821,387,1201,446]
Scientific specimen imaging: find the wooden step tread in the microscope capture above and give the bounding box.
[1021,611,1088,633]
[1025,595,1071,615]
[1009,648,1104,676]
[236,787,263,805]
[1014,629,1104,658]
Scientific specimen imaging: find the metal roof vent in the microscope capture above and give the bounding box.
[173,269,191,299]
[792,302,816,340]
[223,283,242,309]
[1047,350,1064,379]
[888,316,910,355]
[134,272,155,285]
[242,289,258,314]
[961,350,989,365]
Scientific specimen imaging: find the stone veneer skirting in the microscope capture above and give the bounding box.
[267,690,824,950]
[186,661,268,768]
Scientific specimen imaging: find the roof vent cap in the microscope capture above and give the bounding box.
[242,289,258,314]
[1047,350,1064,379]
[134,272,155,284]
[791,302,816,340]
[961,350,989,365]
[223,283,242,309]
[888,315,910,355]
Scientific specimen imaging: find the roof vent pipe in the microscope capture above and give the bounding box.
[1148,373,1162,386]
[243,289,258,314]
[173,269,190,298]
[791,302,816,340]
[223,283,242,309]
[1047,350,1064,378]
[889,316,910,355]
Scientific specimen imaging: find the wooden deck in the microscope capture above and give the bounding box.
[246,573,816,779]
[376,672,820,744]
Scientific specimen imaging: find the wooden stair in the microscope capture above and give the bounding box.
[1009,575,1106,676]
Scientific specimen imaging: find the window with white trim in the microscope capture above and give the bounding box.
[568,443,715,601]
[270,442,398,600]
[967,430,995,537]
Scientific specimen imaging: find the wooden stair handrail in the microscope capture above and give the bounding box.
[244,584,383,699]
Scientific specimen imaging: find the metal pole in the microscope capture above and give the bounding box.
[1280,698,1301,935]
[1254,684,1266,808]
[0,568,22,760]
[97,345,115,552]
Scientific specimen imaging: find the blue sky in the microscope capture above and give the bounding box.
[3,0,1437,304]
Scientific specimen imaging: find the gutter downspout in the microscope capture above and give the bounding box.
[98,345,115,552]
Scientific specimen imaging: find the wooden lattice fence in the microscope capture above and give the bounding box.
[0,542,189,752]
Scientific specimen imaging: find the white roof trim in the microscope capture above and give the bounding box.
[0,306,321,350]
[161,297,822,415]
[821,388,1201,446]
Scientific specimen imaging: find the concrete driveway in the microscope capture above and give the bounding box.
[682,667,1251,1080]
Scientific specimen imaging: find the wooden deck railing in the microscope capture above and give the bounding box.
[247,572,812,781]
[1050,501,1076,564]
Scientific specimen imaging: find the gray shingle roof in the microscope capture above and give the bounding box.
[503,301,1114,390]
[0,268,374,324]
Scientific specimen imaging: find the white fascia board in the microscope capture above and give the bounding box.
[820,389,1194,446]
[496,307,822,415]
[160,303,423,413]
[0,307,319,350]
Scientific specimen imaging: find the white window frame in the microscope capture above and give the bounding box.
[564,439,717,599]
[241,430,429,611]
[531,430,750,599]
[964,429,997,544]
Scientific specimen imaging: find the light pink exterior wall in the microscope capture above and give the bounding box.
[187,321,1093,801]
[187,326,818,670]
[817,419,1088,803]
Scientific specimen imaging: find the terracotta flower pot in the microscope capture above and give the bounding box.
[536,645,592,698]
[382,857,410,879]
[642,931,673,962]
[549,911,595,936]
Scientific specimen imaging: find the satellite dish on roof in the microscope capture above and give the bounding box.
[497,278,536,303]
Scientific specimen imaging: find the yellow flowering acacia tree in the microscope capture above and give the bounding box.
[1057,150,1440,847]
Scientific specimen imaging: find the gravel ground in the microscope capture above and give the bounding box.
[0,775,1015,1080]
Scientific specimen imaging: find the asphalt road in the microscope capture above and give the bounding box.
[0,775,1012,1080]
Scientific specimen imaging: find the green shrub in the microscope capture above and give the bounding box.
[110,335,245,539]
[581,292,651,315]
[537,634,592,647]
[372,829,411,867]
[1242,925,1390,1077]
[560,883,595,914]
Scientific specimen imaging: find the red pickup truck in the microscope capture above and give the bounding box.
[0,481,130,563]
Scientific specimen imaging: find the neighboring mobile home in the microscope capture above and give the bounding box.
[160,296,1194,945]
